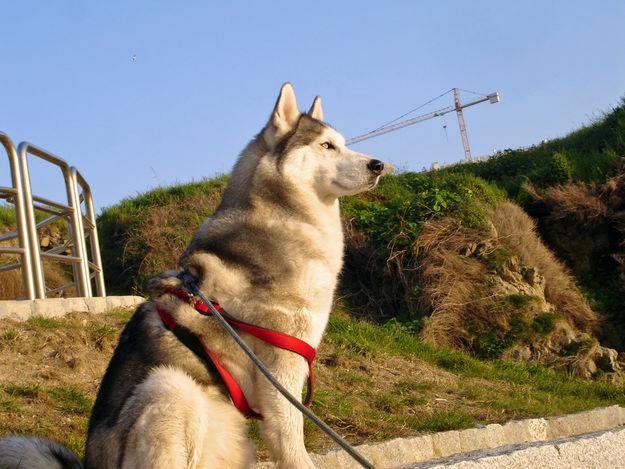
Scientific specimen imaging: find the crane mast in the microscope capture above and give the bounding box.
[454,88,472,161]
[346,89,501,161]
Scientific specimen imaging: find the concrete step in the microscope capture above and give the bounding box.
[0,296,144,320]
[253,406,625,468]
[405,427,625,468]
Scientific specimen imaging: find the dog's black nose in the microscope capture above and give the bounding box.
[367,159,385,175]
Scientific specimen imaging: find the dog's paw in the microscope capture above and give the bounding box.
[145,271,183,295]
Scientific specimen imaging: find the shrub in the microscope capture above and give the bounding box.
[547,152,573,185]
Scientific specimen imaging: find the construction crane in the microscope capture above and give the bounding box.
[346,88,501,161]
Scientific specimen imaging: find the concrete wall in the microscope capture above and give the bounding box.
[0,296,144,320]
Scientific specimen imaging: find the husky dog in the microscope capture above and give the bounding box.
[0,83,388,469]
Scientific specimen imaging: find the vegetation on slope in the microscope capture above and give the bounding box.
[435,100,625,353]
[525,167,625,349]
[445,99,625,199]
[97,177,228,294]
[97,170,606,374]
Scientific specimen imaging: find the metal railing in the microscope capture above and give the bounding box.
[0,131,105,299]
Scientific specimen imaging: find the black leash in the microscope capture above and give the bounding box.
[179,274,375,469]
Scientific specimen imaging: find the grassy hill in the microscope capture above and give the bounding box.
[445,98,625,199]
[443,100,625,349]
[97,168,610,377]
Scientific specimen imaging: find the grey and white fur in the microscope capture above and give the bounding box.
[0,83,389,469]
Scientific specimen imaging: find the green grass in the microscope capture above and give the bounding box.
[1,329,18,341]
[407,411,477,433]
[97,176,229,294]
[105,308,135,322]
[325,314,625,409]
[4,384,40,399]
[338,171,505,320]
[26,316,66,329]
[88,323,119,341]
[99,176,228,218]
[48,387,93,414]
[0,204,16,229]
[0,203,68,231]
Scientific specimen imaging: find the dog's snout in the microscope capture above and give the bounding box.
[367,159,385,175]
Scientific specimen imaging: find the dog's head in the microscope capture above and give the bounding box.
[261,83,390,200]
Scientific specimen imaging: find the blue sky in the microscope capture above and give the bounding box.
[1,1,624,210]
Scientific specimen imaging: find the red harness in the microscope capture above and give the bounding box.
[155,287,316,420]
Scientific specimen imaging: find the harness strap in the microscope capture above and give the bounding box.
[156,306,263,419]
[156,287,316,419]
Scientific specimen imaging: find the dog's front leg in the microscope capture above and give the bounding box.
[255,349,315,469]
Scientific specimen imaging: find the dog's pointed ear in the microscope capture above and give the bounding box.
[308,96,324,121]
[263,82,300,148]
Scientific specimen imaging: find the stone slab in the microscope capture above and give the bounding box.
[409,427,625,468]
[254,406,625,468]
[0,296,144,321]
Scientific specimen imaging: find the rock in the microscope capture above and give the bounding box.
[577,358,597,379]
[547,325,577,352]
[474,241,493,258]
[507,345,532,361]
[595,346,620,372]
[460,243,477,257]
[40,235,50,248]
[521,266,544,287]
[498,256,521,283]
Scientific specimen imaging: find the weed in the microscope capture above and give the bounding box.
[445,99,625,198]
[105,308,135,322]
[88,323,119,342]
[4,384,40,399]
[26,316,65,329]
[0,397,22,413]
[49,387,92,414]
[505,294,538,309]
[1,329,18,341]
[407,411,476,433]
[531,312,558,335]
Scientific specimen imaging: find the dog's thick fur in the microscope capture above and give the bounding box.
[0,83,387,469]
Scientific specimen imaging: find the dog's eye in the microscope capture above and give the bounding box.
[321,142,335,150]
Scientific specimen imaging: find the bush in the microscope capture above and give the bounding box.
[340,171,504,321]
[547,152,573,185]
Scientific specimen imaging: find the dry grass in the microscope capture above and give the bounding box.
[524,166,625,348]
[0,219,74,300]
[415,219,491,349]
[0,260,74,300]
[415,201,598,364]
[488,201,597,331]
[538,183,608,224]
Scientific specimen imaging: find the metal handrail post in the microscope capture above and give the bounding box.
[16,142,45,298]
[64,165,91,297]
[0,132,35,299]
[75,168,106,296]
[68,168,92,297]
[18,142,91,298]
